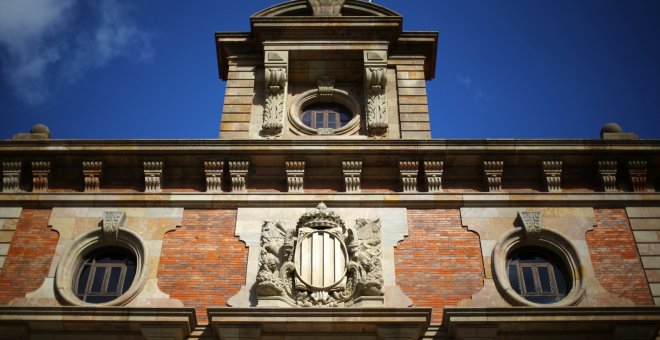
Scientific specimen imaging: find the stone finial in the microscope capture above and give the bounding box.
[83,161,103,192]
[399,161,419,193]
[483,161,504,192]
[600,122,638,140]
[101,211,126,243]
[542,161,563,192]
[423,160,444,192]
[31,161,50,192]
[516,211,542,238]
[342,161,362,192]
[204,160,224,193]
[12,124,50,140]
[143,161,163,193]
[2,161,22,192]
[597,161,617,192]
[308,0,345,16]
[229,161,249,192]
[628,160,647,192]
[285,161,305,193]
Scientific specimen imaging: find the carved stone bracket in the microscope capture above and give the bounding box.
[542,161,563,192]
[308,0,346,16]
[204,160,224,193]
[364,51,388,137]
[82,161,103,192]
[484,161,504,192]
[285,161,305,193]
[516,211,542,239]
[318,76,335,103]
[229,161,249,192]
[2,161,21,193]
[399,161,419,193]
[143,161,163,193]
[597,160,618,192]
[101,211,126,243]
[31,161,50,192]
[342,161,363,192]
[423,160,444,193]
[262,51,289,138]
[628,160,647,192]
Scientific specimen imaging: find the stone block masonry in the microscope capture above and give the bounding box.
[626,207,660,305]
[0,209,57,304]
[157,209,247,324]
[395,209,484,323]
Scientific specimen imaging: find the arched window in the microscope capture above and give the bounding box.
[506,247,571,304]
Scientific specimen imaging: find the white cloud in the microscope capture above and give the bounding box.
[0,0,152,106]
[456,74,493,102]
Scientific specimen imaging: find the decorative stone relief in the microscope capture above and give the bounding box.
[399,161,419,193]
[143,161,163,193]
[256,203,384,307]
[262,51,288,138]
[516,211,542,238]
[82,161,102,192]
[342,161,362,192]
[204,160,224,193]
[229,161,249,192]
[285,161,305,193]
[317,76,335,103]
[102,211,126,243]
[308,0,345,16]
[31,161,50,192]
[423,160,443,192]
[483,161,504,192]
[364,51,388,137]
[597,160,617,192]
[2,161,21,192]
[628,160,647,192]
[542,161,562,192]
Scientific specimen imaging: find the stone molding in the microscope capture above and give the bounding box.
[542,160,562,192]
[399,160,419,193]
[628,160,647,192]
[423,160,443,193]
[598,160,618,192]
[229,160,249,192]
[30,160,50,192]
[364,51,389,137]
[285,160,305,193]
[483,161,504,192]
[82,161,103,192]
[2,161,21,193]
[143,161,163,193]
[204,160,224,193]
[342,160,363,192]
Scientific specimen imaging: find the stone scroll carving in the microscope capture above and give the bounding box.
[2,161,21,193]
[342,161,362,192]
[364,51,388,137]
[256,203,384,307]
[628,160,647,192]
[516,211,542,238]
[83,161,103,192]
[598,160,617,192]
[399,161,419,193]
[204,160,224,193]
[143,161,163,193]
[285,161,305,193]
[424,160,444,192]
[31,161,50,192]
[262,52,289,138]
[542,161,562,192]
[101,211,126,243]
[229,161,249,192]
[484,161,504,192]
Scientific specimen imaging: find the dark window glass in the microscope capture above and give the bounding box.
[301,103,353,130]
[75,247,137,303]
[507,247,571,304]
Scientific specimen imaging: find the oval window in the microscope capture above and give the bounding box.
[301,103,353,130]
[75,247,137,304]
[506,247,572,304]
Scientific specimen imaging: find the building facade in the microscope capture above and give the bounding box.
[0,0,659,339]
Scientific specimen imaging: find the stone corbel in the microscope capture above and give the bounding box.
[2,161,21,192]
[317,76,335,103]
[262,51,289,138]
[31,161,50,192]
[364,51,388,137]
[204,160,224,193]
[399,161,419,193]
[628,160,647,192]
[82,161,103,192]
[144,161,163,193]
[423,160,444,192]
[285,161,305,193]
[516,211,542,240]
[483,161,504,192]
[101,211,126,243]
[229,161,249,192]
[597,160,617,192]
[542,160,562,192]
[342,160,362,192]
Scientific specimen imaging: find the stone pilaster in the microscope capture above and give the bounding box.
[143,161,163,193]
[204,160,224,193]
[423,160,443,192]
[597,160,618,192]
[285,161,305,193]
[262,51,288,138]
[483,161,504,192]
[82,161,103,192]
[229,161,249,192]
[542,160,562,192]
[399,161,419,193]
[364,50,389,137]
[628,160,647,192]
[2,161,21,193]
[342,160,362,192]
[30,161,50,192]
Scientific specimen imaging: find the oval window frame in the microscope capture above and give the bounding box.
[288,88,362,136]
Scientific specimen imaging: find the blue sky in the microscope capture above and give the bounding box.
[1,0,659,139]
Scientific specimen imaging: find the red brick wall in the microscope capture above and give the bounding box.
[586,209,653,306]
[0,209,57,304]
[396,209,484,322]
[157,209,246,324]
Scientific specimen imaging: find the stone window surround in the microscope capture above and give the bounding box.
[491,227,586,307]
[288,88,362,136]
[55,225,149,307]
